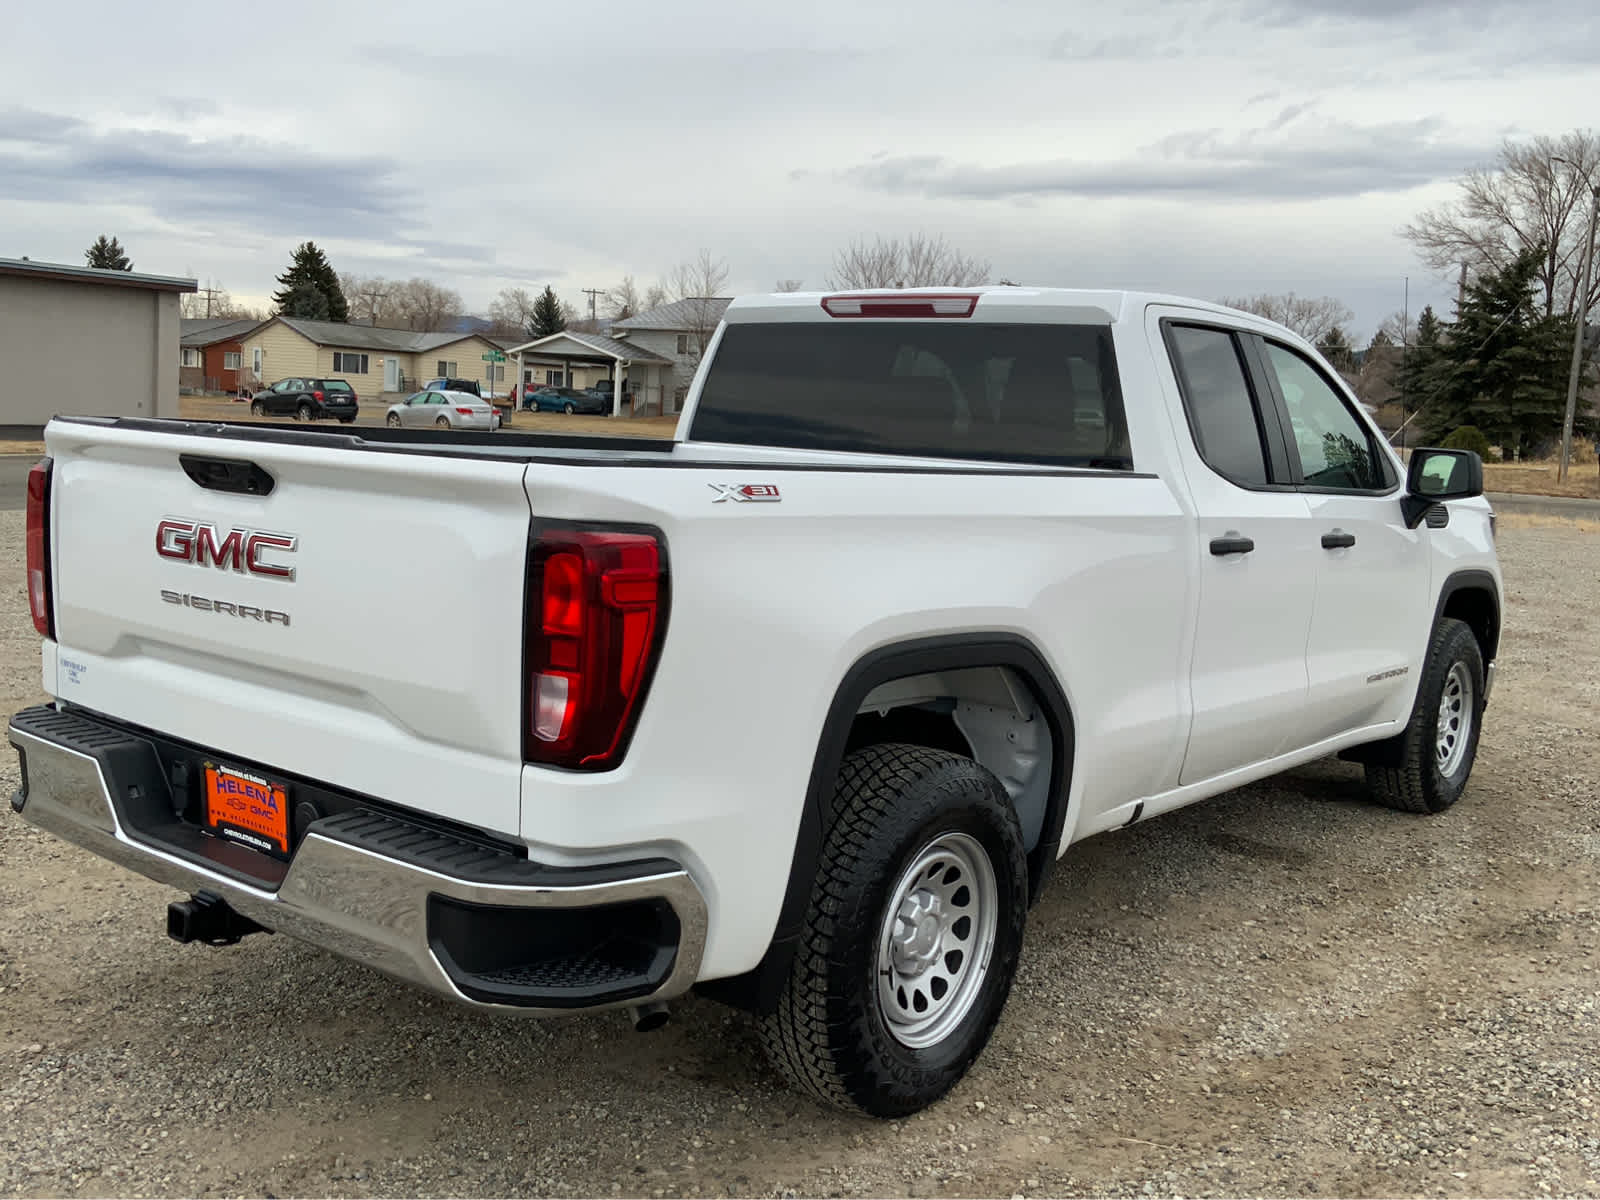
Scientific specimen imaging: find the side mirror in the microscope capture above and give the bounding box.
[1402,447,1484,528]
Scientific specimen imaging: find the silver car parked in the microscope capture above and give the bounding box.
[384,389,500,432]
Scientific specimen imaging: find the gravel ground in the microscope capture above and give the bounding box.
[1,510,1598,1199]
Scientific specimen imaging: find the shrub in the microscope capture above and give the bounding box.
[1441,426,1493,461]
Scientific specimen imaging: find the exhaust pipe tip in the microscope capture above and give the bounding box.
[626,1000,670,1032]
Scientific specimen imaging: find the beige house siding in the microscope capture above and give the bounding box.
[240,322,319,393]
[310,344,394,402]
[0,274,181,426]
[425,336,512,394]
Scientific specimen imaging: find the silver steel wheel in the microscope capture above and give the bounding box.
[876,831,997,1049]
[1436,661,1473,776]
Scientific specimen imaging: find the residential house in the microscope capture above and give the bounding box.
[180,317,259,395]
[237,316,520,403]
[503,330,675,416]
[608,297,733,411]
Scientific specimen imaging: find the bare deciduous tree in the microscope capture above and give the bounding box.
[775,279,805,292]
[643,282,668,311]
[487,286,538,336]
[391,278,463,332]
[666,250,731,364]
[1402,129,1600,319]
[1216,292,1356,344]
[827,234,990,289]
[606,276,644,320]
[340,273,398,325]
[180,281,264,321]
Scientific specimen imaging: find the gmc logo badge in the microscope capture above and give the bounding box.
[156,519,297,581]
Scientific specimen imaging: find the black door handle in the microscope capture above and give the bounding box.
[1321,529,1356,549]
[1209,533,1255,556]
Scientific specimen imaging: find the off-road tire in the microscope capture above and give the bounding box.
[758,743,1027,1117]
[1366,617,1485,813]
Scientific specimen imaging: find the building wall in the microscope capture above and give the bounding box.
[240,321,320,394]
[0,274,181,427]
[205,342,243,393]
[424,336,511,395]
[613,328,701,410]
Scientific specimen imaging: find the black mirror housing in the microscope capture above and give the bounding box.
[1403,447,1485,528]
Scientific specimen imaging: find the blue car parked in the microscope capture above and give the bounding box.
[524,386,609,415]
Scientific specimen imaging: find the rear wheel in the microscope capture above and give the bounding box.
[759,743,1027,1117]
[563,402,576,414]
[296,403,313,422]
[436,416,451,430]
[1365,618,1485,813]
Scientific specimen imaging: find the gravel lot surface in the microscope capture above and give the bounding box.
[1,510,1597,1198]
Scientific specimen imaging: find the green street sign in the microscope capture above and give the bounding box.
[481,351,506,362]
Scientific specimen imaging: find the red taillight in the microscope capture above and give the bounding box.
[524,529,667,770]
[821,293,978,318]
[313,390,324,401]
[26,457,53,638]
[456,407,475,415]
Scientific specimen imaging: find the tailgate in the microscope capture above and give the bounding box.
[42,421,532,837]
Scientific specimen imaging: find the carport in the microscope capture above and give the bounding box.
[505,331,673,417]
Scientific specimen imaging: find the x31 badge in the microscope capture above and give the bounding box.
[709,483,782,503]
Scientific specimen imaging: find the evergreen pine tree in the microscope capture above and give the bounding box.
[531,286,566,338]
[1422,247,1570,458]
[271,242,348,322]
[280,283,332,321]
[84,235,132,271]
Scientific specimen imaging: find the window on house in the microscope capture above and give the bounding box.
[676,334,689,355]
[546,369,563,386]
[332,352,369,374]
[181,348,201,367]
[437,360,457,377]
[222,351,242,370]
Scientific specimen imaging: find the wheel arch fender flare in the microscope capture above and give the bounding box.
[696,632,1076,1015]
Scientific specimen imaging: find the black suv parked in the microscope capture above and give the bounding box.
[249,378,360,422]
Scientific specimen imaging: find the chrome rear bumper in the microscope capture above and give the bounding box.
[8,706,707,1016]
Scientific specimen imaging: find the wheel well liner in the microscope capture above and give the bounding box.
[694,633,1075,1015]
[1437,569,1500,668]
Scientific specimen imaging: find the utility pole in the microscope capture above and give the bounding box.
[582,287,604,325]
[196,282,223,317]
[1553,155,1599,483]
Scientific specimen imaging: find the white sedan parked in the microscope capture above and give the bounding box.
[385,389,500,431]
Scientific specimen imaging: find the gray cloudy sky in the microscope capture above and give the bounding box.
[4,0,1596,335]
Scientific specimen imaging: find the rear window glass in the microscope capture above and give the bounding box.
[321,380,355,394]
[690,323,1132,468]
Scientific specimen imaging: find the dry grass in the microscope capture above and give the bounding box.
[1479,437,1600,498]
[1493,511,1600,534]
[0,441,44,456]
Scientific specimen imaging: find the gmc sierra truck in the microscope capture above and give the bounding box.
[9,287,1501,1117]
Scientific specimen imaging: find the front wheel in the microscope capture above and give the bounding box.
[759,744,1027,1117]
[296,403,313,422]
[1365,617,1485,813]
[250,400,265,416]
[563,402,576,414]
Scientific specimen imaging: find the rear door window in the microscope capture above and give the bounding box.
[690,323,1132,468]
[1165,325,1272,488]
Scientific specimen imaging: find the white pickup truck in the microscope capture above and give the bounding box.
[9,287,1501,1116]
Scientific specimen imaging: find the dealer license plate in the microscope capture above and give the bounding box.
[202,763,290,857]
